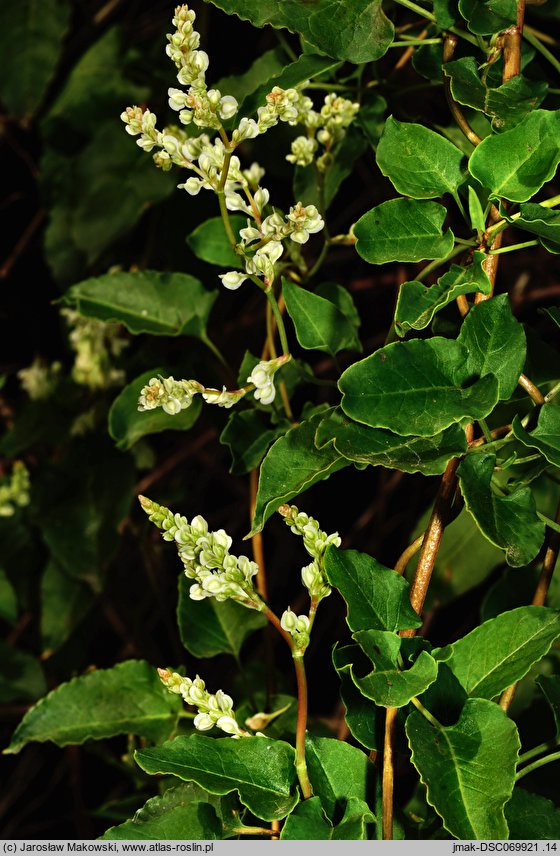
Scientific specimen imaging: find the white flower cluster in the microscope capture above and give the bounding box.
[219,203,324,291]
[287,93,360,170]
[18,358,62,400]
[280,607,311,652]
[121,5,331,298]
[61,309,128,390]
[138,357,288,415]
[0,461,30,518]
[166,5,238,129]
[246,356,288,405]
[138,376,204,415]
[139,496,262,607]
[158,669,247,737]
[278,504,341,603]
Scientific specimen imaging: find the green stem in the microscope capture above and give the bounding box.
[275,28,298,62]
[489,239,539,255]
[518,740,560,765]
[523,30,560,75]
[306,239,329,281]
[217,191,237,249]
[392,0,478,45]
[293,653,313,799]
[389,38,442,46]
[410,695,442,728]
[545,380,560,403]
[391,0,436,21]
[415,244,467,282]
[516,750,560,782]
[266,289,290,357]
[227,826,277,838]
[305,82,352,91]
[478,418,493,444]
[201,334,230,371]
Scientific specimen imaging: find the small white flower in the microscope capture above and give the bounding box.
[286,135,318,167]
[232,117,259,144]
[193,712,214,731]
[219,95,238,119]
[162,397,183,416]
[253,187,270,214]
[168,88,188,111]
[219,271,248,290]
[216,715,244,736]
[287,202,324,244]
[180,176,204,195]
[242,162,265,189]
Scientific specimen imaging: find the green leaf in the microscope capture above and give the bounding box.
[506,788,560,840]
[394,251,491,335]
[0,568,18,625]
[315,282,361,330]
[469,110,560,202]
[42,28,147,139]
[100,784,223,840]
[187,216,247,269]
[283,279,361,355]
[457,451,546,566]
[206,0,394,64]
[43,124,175,283]
[249,410,347,535]
[305,734,373,819]
[350,631,439,707]
[0,641,46,704]
[135,735,298,821]
[109,370,202,450]
[177,575,266,659]
[339,337,499,436]
[356,92,388,148]
[281,796,374,840]
[434,0,458,28]
[35,442,134,589]
[406,698,519,839]
[512,405,560,467]
[536,675,560,738]
[434,606,560,699]
[457,293,526,398]
[504,203,560,253]
[215,47,286,106]
[0,0,70,118]
[324,546,422,633]
[62,271,218,339]
[458,0,516,34]
[239,54,341,118]
[482,566,560,623]
[333,645,381,751]
[376,117,465,199]
[220,410,290,475]
[280,797,333,839]
[6,660,182,753]
[40,560,95,657]
[445,57,547,131]
[354,199,455,265]
[316,408,467,475]
[469,186,486,233]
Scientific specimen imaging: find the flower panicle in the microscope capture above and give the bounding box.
[0,461,31,518]
[137,358,290,415]
[158,668,250,737]
[139,496,262,608]
[278,504,340,602]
